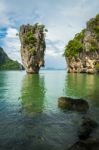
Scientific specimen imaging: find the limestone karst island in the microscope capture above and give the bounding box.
[64,14,99,74]
[19,23,47,73]
[0,0,99,150]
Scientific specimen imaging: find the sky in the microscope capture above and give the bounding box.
[0,0,99,69]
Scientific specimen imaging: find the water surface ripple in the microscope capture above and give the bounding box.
[0,71,99,150]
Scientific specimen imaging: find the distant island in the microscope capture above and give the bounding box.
[64,14,99,74]
[0,47,24,70]
[41,67,66,70]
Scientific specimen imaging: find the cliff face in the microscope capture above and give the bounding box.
[64,14,99,73]
[19,23,47,74]
[0,47,24,70]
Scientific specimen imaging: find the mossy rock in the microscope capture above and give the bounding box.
[58,97,89,112]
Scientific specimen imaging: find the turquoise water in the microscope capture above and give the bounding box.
[0,71,99,150]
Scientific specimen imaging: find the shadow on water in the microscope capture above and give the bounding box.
[65,73,99,107]
[21,74,46,115]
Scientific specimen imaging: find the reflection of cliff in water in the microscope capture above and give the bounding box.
[21,74,46,114]
[65,74,99,107]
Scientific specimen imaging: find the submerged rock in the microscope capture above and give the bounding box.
[58,97,89,112]
[19,23,47,73]
[67,118,98,150]
[67,139,99,150]
[79,117,98,140]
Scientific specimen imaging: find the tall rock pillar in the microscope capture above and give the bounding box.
[19,23,47,73]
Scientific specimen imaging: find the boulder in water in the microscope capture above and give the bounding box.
[58,97,89,112]
[79,117,98,140]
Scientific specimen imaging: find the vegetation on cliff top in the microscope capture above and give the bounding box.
[21,23,47,54]
[64,30,84,58]
[87,14,99,36]
[64,14,99,58]
[19,23,47,73]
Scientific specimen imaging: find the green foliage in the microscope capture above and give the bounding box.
[64,32,84,58]
[23,31,37,45]
[22,23,47,53]
[95,63,99,71]
[0,47,23,70]
[28,47,36,53]
[89,38,98,51]
[84,14,99,50]
[45,28,48,32]
[0,59,22,70]
[75,30,85,41]
[87,14,99,36]
[38,24,45,29]
[64,14,99,58]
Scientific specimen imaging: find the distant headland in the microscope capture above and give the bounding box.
[0,47,24,70]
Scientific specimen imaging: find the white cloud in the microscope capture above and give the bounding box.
[2,27,21,62]
[46,49,58,57]
[6,27,18,38]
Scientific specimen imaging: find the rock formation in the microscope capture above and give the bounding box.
[19,23,47,73]
[79,117,98,140]
[67,118,99,150]
[58,97,89,112]
[0,47,24,70]
[64,14,99,73]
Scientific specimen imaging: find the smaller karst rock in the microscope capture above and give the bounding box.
[19,23,47,74]
[58,97,89,112]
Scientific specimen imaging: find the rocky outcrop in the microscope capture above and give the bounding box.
[79,117,98,140]
[19,23,47,74]
[58,97,89,112]
[68,56,97,74]
[67,118,99,150]
[64,14,99,73]
[0,47,24,70]
[67,139,99,150]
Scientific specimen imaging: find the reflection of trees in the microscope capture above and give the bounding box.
[0,72,7,96]
[0,72,8,107]
[21,74,46,114]
[64,74,99,106]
